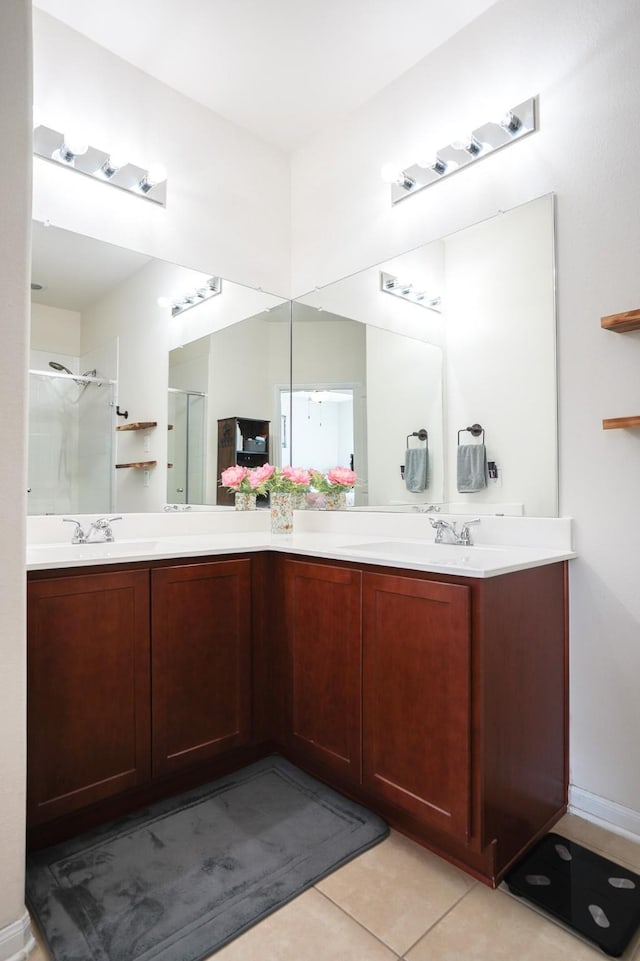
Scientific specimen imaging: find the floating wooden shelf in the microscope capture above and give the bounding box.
[115,460,158,469]
[601,308,640,333]
[116,421,158,432]
[603,416,640,430]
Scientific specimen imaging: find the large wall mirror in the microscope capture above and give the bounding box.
[28,193,557,518]
[292,194,558,516]
[29,221,290,514]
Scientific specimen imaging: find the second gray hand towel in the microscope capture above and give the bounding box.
[457,444,487,492]
[405,447,428,492]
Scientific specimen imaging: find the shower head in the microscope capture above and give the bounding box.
[49,361,73,375]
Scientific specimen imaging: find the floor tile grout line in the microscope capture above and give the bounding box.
[397,880,479,957]
[312,885,403,958]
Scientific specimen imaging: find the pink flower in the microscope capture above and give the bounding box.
[327,467,356,488]
[249,463,275,489]
[220,465,249,490]
[281,465,311,487]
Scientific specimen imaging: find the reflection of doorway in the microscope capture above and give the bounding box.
[167,389,206,504]
[281,387,354,473]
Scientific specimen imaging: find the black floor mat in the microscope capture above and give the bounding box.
[504,832,640,957]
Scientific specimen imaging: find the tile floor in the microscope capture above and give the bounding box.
[30,812,640,960]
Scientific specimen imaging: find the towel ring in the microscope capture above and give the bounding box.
[457,423,485,445]
[406,428,428,447]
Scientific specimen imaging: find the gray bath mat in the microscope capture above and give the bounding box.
[26,756,388,961]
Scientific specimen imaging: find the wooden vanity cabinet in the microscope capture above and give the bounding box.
[151,559,252,777]
[27,569,151,827]
[362,572,472,841]
[276,554,568,883]
[280,558,362,784]
[27,548,567,884]
[27,556,255,835]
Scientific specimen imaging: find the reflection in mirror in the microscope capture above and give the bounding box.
[167,336,208,505]
[28,221,289,514]
[293,194,557,516]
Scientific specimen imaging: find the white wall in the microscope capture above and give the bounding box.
[0,0,33,954]
[367,327,444,506]
[30,302,80,354]
[443,196,556,516]
[291,0,640,829]
[32,9,291,297]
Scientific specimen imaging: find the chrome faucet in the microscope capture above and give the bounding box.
[62,518,89,544]
[430,517,480,546]
[86,516,123,542]
[63,516,122,544]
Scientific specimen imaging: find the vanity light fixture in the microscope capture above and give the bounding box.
[157,276,222,317]
[380,271,442,313]
[380,162,416,192]
[382,95,537,205]
[33,115,168,206]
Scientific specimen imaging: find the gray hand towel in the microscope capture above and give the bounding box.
[405,447,428,492]
[457,444,487,492]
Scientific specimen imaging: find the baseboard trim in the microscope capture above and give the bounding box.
[569,785,640,843]
[0,910,35,961]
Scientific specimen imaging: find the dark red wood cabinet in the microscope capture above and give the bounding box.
[362,572,471,841]
[27,569,151,826]
[281,559,362,784]
[27,550,567,885]
[151,559,252,777]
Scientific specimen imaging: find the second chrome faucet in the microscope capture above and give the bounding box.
[430,517,480,546]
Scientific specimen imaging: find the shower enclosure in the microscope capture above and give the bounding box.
[167,388,206,505]
[27,367,116,515]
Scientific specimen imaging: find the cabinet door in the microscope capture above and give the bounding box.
[283,559,362,783]
[27,569,151,826]
[151,559,251,777]
[363,573,471,839]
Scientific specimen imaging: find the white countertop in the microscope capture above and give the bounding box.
[26,511,576,578]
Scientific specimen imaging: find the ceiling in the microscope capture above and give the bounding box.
[31,222,152,311]
[33,0,499,151]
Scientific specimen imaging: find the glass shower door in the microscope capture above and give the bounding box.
[167,389,206,505]
[27,370,115,515]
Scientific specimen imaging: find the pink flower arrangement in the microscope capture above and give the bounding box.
[327,467,357,489]
[220,463,276,495]
[310,467,357,493]
[248,463,275,494]
[220,465,252,493]
[271,465,312,493]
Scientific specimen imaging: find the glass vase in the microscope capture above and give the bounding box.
[324,489,347,510]
[270,492,294,534]
[292,490,307,510]
[235,492,257,511]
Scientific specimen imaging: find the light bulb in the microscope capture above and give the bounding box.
[146,163,167,185]
[101,151,129,177]
[139,162,167,193]
[381,162,402,185]
[33,105,43,129]
[499,110,521,133]
[60,133,89,162]
[452,136,482,156]
[157,296,172,309]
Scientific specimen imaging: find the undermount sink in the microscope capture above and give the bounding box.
[27,539,159,560]
[339,540,520,570]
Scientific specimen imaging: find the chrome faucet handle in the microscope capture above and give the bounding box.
[430,518,456,543]
[62,517,87,544]
[89,516,123,542]
[94,515,123,527]
[458,518,481,546]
